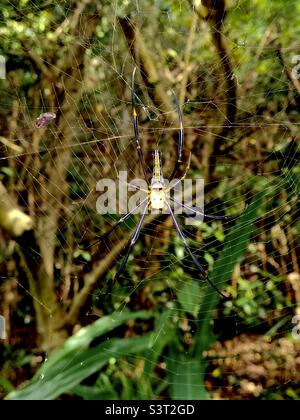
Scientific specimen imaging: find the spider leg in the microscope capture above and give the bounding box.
[131,67,149,184]
[166,201,227,298]
[169,93,184,182]
[166,152,191,192]
[114,201,148,282]
[83,198,148,249]
[114,164,149,193]
[171,198,237,222]
[119,179,148,194]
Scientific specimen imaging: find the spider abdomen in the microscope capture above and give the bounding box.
[150,186,166,211]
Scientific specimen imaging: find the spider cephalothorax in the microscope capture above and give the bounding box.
[150,150,166,211]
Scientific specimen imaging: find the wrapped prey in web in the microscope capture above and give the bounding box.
[36,112,56,128]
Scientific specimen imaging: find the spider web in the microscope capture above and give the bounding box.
[0,0,300,400]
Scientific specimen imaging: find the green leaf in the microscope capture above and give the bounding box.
[141,310,176,399]
[167,193,264,402]
[193,192,264,355]
[1,167,14,177]
[72,385,116,400]
[168,354,209,400]
[7,311,153,400]
[177,279,203,317]
[81,251,92,262]
[0,375,14,393]
[7,334,152,401]
[211,194,263,287]
[282,168,300,203]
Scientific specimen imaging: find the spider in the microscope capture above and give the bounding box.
[95,68,240,298]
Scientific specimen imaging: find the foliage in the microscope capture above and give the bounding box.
[0,0,299,401]
[6,194,262,400]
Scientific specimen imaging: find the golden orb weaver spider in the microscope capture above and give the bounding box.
[95,67,242,298]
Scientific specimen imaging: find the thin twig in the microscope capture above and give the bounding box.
[277,46,300,96]
[0,136,23,153]
[179,12,198,107]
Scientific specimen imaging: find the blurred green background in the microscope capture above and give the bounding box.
[0,0,300,400]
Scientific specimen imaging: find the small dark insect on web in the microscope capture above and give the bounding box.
[35,112,56,129]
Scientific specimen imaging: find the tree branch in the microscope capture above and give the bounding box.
[277,46,300,96]
[40,10,102,282]
[0,182,32,237]
[0,136,23,154]
[0,181,65,349]
[179,12,199,108]
[119,17,177,124]
[66,213,160,325]
[191,0,237,182]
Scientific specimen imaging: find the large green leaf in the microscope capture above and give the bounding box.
[7,311,153,400]
[168,193,264,401]
[140,310,176,399]
[193,192,264,355]
[281,168,300,209]
[72,384,116,400]
[177,279,203,317]
[168,354,209,400]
